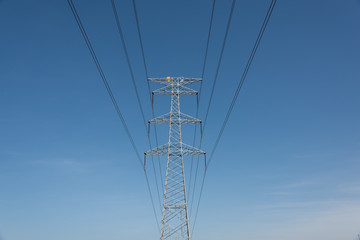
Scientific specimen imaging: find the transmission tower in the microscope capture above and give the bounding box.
[145,77,206,240]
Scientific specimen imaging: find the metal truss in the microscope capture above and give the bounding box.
[145,76,206,240]
[145,142,205,157]
[149,112,202,125]
[153,85,198,95]
[148,77,202,86]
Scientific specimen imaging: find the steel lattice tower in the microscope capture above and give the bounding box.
[145,77,206,240]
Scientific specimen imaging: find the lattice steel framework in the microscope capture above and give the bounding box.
[145,77,206,240]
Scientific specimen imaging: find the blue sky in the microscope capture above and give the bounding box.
[1,0,360,239]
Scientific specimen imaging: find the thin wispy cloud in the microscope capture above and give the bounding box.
[28,158,115,167]
[229,199,360,240]
[274,180,317,189]
[26,157,113,174]
[255,202,360,240]
[30,158,82,167]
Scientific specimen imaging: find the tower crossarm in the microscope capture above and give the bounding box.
[153,85,198,95]
[149,112,201,125]
[148,77,202,86]
[145,142,205,156]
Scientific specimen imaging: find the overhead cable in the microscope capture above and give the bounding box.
[66,0,160,231]
[202,0,237,133]
[110,0,147,130]
[208,0,277,167]
[131,0,164,193]
[199,0,217,100]
[189,0,236,219]
[192,0,278,234]
[111,0,163,213]
[188,0,216,208]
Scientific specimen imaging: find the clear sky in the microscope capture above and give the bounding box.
[1,0,360,239]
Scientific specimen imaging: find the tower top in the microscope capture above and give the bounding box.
[148,77,202,86]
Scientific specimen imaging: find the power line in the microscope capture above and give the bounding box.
[191,170,206,234]
[191,0,278,234]
[189,0,236,221]
[202,0,236,133]
[208,0,277,167]
[131,0,164,193]
[66,0,160,231]
[111,0,162,212]
[199,0,216,99]
[132,0,149,80]
[110,0,147,130]
[188,0,216,210]
[110,0,164,214]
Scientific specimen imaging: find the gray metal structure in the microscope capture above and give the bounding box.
[145,77,206,240]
